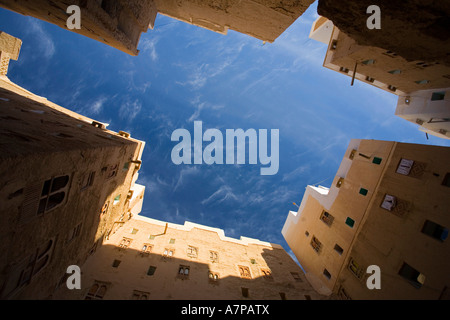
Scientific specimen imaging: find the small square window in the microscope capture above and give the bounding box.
[147,266,156,276]
[415,79,429,85]
[279,292,287,300]
[388,69,401,75]
[398,262,425,289]
[113,194,121,205]
[250,259,256,264]
[421,220,448,242]
[431,91,446,101]
[291,272,303,282]
[365,76,375,83]
[310,236,322,253]
[396,158,414,175]
[345,217,355,228]
[334,244,344,255]
[372,157,382,165]
[381,194,397,211]
[112,260,121,268]
[238,266,251,279]
[339,67,349,73]
[320,211,334,226]
[359,188,368,196]
[169,238,175,244]
[178,265,190,279]
[362,59,375,65]
[388,85,397,92]
[323,269,332,280]
[149,235,156,240]
[131,228,138,234]
[241,287,249,298]
[442,173,450,187]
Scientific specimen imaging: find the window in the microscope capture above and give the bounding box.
[381,194,397,211]
[334,244,344,255]
[112,260,121,268]
[119,237,132,249]
[123,162,130,171]
[348,258,364,279]
[323,269,332,280]
[169,238,176,244]
[398,262,425,289]
[80,171,95,190]
[310,236,322,253]
[163,248,174,258]
[320,211,334,226]
[131,228,138,235]
[131,290,150,300]
[187,246,198,258]
[345,217,355,228]
[362,59,375,65]
[338,286,351,300]
[372,157,382,165]
[250,259,256,264]
[67,223,82,243]
[365,76,375,83]
[431,91,446,101]
[1,239,55,298]
[396,158,414,175]
[291,272,303,282]
[304,231,309,237]
[330,40,338,50]
[261,269,273,280]
[100,201,109,216]
[241,287,249,298]
[147,266,156,276]
[383,50,398,58]
[209,251,219,263]
[238,266,251,279]
[359,188,368,196]
[38,175,70,215]
[442,173,450,187]
[336,177,344,188]
[388,69,401,75]
[106,164,118,180]
[149,235,156,240]
[85,281,108,300]
[339,66,349,73]
[304,295,312,300]
[387,85,397,92]
[113,194,121,205]
[208,272,219,282]
[141,244,153,255]
[415,79,429,84]
[178,265,190,279]
[279,292,287,300]
[421,220,448,242]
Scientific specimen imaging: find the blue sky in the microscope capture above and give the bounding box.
[1,2,449,261]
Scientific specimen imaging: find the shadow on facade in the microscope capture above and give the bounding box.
[0,85,141,299]
[51,243,323,300]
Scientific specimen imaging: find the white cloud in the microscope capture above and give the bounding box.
[90,96,107,115]
[174,166,200,191]
[139,37,158,62]
[119,98,142,122]
[27,19,55,59]
[201,185,240,206]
